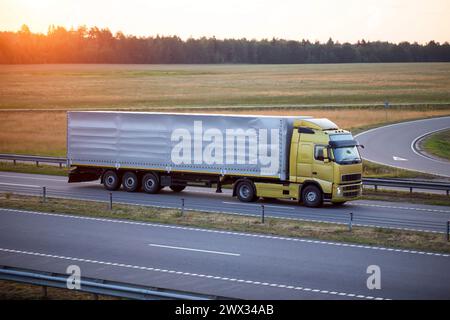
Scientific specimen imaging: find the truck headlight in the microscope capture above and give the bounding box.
[336,187,342,196]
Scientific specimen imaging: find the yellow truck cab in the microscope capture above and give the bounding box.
[254,118,363,207]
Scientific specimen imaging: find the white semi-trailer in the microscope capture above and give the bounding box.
[68,111,363,207]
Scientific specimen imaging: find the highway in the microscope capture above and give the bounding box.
[0,172,450,234]
[356,116,450,178]
[0,207,449,299]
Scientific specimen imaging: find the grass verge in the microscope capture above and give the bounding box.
[422,129,450,161]
[362,188,450,206]
[0,162,68,176]
[1,193,449,254]
[0,280,117,300]
[362,160,439,179]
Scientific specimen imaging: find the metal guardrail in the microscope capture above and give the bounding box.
[1,154,449,194]
[362,178,450,195]
[0,154,66,168]
[0,265,233,300]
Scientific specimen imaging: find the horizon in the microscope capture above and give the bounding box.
[1,0,449,44]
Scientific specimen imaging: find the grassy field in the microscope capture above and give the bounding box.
[1,108,449,156]
[422,129,450,161]
[2,63,450,110]
[0,192,449,254]
[0,63,449,157]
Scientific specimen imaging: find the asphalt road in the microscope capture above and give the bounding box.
[0,207,449,299]
[0,172,450,234]
[356,116,450,177]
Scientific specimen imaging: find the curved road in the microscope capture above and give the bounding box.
[356,116,450,177]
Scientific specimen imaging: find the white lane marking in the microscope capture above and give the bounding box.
[1,208,448,257]
[393,156,408,161]
[149,243,240,257]
[349,202,450,214]
[0,247,389,300]
[411,128,450,165]
[0,182,40,188]
[222,201,295,210]
[0,185,446,234]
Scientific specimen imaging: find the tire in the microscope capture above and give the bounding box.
[302,185,323,207]
[236,181,256,202]
[142,173,160,194]
[103,170,120,191]
[170,185,186,192]
[122,171,140,192]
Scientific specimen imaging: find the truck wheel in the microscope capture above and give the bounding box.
[170,185,186,192]
[103,170,120,191]
[142,173,160,194]
[122,172,140,192]
[302,185,323,207]
[236,181,256,202]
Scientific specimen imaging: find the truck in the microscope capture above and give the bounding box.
[67,111,363,207]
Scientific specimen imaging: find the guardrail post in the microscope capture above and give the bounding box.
[374,185,378,192]
[349,212,353,232]
[36,161,39,167]
[447,190,449,197]
[59,162,62,168]
[181,198,185,215]
[410,187,413,194]
[109,193,113,210]
[447,221,449,242]
[42,286,48,299]
[13,159,16,165]
[261,204,265,224]
[42,186,46,203]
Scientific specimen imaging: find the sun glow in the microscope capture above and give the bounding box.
[1,0,449,43]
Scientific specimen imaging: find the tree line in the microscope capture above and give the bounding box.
[1,25,449,64]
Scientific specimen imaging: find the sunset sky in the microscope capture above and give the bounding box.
[1,0,449,43]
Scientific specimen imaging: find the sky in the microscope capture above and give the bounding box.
[0,0,449,43]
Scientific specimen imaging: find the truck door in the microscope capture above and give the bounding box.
[297,142,313,180]
[312,145,333,184]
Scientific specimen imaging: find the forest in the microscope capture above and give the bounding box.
[1,25,449,64]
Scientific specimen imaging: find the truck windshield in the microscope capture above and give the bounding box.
[333,146,361,164]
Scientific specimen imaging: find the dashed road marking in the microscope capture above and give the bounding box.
[0,247,389,300]
[1,208,448,257]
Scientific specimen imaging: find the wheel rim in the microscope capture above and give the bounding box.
[106,175,115,186]
[239,185,251,199]
[145,178,155,189]
[306,191,317,202]
[125,177,134,188]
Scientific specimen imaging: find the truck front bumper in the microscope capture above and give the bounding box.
[332,182,362,202]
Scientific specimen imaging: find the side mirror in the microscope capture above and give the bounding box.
[358,144,365,149]
[323,148,330,163]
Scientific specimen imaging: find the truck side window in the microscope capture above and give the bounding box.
[314,146,325,161]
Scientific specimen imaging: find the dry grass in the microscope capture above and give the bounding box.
[0,280,118,300]
[1,63,450,109]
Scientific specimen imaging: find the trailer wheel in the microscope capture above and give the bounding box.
[103,170,120,191]
[302,185,323,207]
[236,181,257,202]
[122,172,140,192]
[170,185,186,192]
[142,173,160,194]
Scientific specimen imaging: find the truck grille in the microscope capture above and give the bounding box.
[341,173,361,182]
[343,191,359,198]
